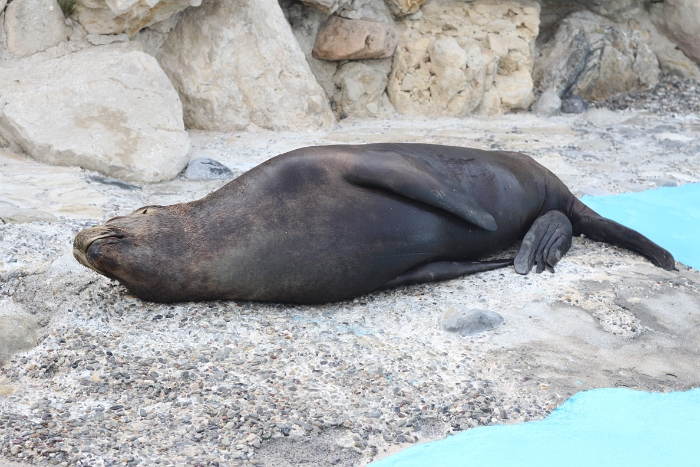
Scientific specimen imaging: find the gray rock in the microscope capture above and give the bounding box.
[533,88,561,117]
[4,0,70,57]
[0,314,40,367]
[184,158,234,181]
[561,95,589,114]
[439,308,504,336]
[534,11,660,102]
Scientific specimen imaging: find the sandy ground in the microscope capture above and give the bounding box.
[1,110,700,467]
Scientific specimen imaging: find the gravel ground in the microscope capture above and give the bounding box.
[592,76,700,116]
[1,95,700,467]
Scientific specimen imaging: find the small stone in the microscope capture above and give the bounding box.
[313,16,398,61]
[439,308,504,336]
[561,95,589,114]
[184,158,235,181]
[0,314,40,367]
[533,89,561,117]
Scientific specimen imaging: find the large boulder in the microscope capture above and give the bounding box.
[650,0,700,65]
[312,16,398,61]
[534,11,660,102]
[4,0,71,57]
[158,0,335,132]
[75,0,200,36]
[0,45,191,182]
[387,0,540,117]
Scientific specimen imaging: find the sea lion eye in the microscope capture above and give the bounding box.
[142,208,148,214]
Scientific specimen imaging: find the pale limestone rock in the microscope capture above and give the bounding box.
[299,0,351,14]
[383,0,428,17]
[0,0,6,12]
[387,0,539,117]
[0,314,40,367]
[533,88,561,117]
[333,62,394,118]
[0,46,191,182]
[4,0,71,57]
[158,0,335,132]
[313,16,397,60]
[534,11,660,102]
[75,0,200,36]
[650,0,700,65]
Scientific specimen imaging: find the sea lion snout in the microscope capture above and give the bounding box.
[73,225,124,273]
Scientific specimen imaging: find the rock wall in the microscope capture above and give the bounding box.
[157,0,335,132]
[387,0,540,117]
[281,0,397,118]
[2,0,700,181]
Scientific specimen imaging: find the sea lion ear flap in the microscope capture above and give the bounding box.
[344,151,497,231]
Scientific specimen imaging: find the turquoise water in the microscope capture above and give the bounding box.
[581,183,700,270]
[370,388,700,467]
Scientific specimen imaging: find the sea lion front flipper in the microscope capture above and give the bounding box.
[344,152,497,231]
[515,210,573,274]
[378,259,514,290]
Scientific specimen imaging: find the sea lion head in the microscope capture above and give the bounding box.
[73,205,183,298]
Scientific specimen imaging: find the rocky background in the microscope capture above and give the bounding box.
[1,0,699,183]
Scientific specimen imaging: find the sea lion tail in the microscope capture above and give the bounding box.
[569,199,676,271]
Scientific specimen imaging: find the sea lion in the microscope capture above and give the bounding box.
[73,144,675,304]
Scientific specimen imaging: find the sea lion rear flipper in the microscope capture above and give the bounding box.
[345,152,497,231]
[515,210,573,274]
[378,259,514,290]
[572,214,676,271]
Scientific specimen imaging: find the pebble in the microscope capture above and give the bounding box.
[184,158,234,181]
